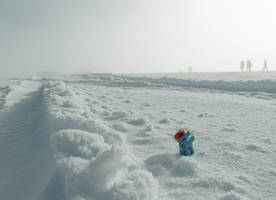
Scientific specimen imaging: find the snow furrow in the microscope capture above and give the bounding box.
[0,82,56,200]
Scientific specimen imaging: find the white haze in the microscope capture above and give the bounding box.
[1,0,276,78]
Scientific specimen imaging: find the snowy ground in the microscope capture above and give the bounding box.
[0,72,275,200]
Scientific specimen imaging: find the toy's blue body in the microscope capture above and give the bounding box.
[178,131,195,156]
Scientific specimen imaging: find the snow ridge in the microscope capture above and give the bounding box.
[114,75,276,94]
[43,81,159,200]
[0,85,11,110]
[74,73,276,94]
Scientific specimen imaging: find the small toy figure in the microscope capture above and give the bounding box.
[174,129,195,156]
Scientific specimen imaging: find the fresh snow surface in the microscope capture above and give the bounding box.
[0,72,275,200]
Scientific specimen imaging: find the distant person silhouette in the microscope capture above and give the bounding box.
[246,59,253,71]
[240,60,245,72]
[262,59,268,71]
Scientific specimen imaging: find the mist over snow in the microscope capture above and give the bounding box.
[0,72,275,200]
[1,0,276,78]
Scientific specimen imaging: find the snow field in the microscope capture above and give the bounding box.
[0,73,275,200]
[78,79,275,200]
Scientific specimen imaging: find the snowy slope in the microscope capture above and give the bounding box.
[0,73,275,200]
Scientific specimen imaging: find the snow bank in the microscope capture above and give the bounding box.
[110,169,158,200]
[0,85,11,110]
[5,80,42,107]
[43,81,159,200]
[171,158,198,177]
[0,80,41,111]
[144,152,199,177]
[50,128,157,200]
[43,81,124,144]
[51,129,109,159]
[43,81,88,131]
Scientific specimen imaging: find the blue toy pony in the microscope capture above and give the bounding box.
[174,129,195,156]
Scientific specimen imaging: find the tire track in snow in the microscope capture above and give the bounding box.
[0,83,57,200]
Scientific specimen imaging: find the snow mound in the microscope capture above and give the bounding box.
[87,146,134,190]
[144,153,179,176]
[44,81,125,145]
[51,129,109,159]
[85,119,124,145]
[0,85,11,110]
[111,170,158,200]
[171,157,198,177]
[144,153,199,178]
[43,81,159,200]
[43,81,89,132]
[2,80,41,109]
[53,144,144,200]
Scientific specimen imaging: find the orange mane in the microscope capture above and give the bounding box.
[174,129,186,142]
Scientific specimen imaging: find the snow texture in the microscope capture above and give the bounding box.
[0,72,275,200]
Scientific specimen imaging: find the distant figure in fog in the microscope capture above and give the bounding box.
[240,60,245,72]
[246,59,253,71]
[262,59,268,71]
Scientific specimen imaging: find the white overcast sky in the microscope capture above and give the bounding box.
[1,0,276,77]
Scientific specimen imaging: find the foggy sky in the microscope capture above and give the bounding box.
[1,0,276,78]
